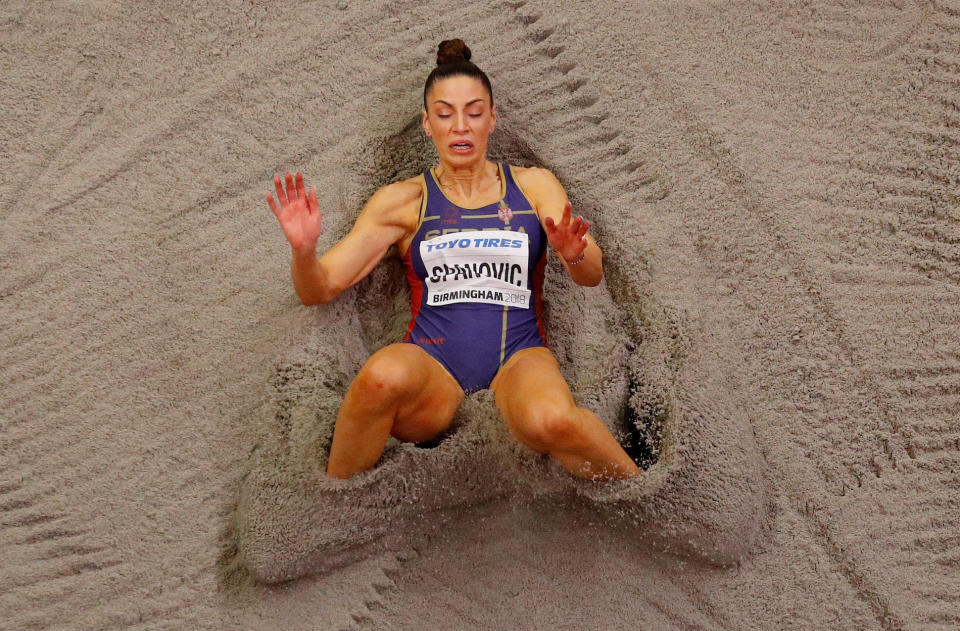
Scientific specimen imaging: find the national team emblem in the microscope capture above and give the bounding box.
[498,202,513,222]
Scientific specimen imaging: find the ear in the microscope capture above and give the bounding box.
[421,108,432,137]
[489,103,497,133]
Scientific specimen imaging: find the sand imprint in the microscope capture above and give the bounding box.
[232,58,769,585]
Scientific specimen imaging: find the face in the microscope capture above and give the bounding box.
[422,75,497,167]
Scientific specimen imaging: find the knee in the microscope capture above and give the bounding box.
[353,350,416,404]
[516,405,584,452]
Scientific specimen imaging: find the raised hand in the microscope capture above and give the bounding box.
[544,201,590,263]
[266,171,323,251]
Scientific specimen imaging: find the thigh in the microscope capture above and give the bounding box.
[360,343,465,443]
[490,346,577,451]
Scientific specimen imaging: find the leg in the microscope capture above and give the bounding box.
[326,343,464,479]
[491,347,641,481]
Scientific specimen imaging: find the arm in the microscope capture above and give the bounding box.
[268,171,419,305]
[517,167,603,287]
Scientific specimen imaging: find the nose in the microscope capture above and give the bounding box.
[453,111,470,132]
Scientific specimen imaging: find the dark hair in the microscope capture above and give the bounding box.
[423,39,493,108]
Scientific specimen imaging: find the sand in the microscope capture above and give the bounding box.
[2,1,958,629]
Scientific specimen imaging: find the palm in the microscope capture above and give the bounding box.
[266,171,323,251]
[544,201,590,262]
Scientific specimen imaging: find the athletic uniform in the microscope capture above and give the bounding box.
[402,163,548,392]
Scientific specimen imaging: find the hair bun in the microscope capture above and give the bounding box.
[436,39,471,66]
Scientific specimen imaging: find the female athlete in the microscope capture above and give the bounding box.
[266,39,641,481]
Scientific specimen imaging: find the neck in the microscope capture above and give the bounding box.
[434,159,497,201]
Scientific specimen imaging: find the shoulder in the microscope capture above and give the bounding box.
[356,174,424,230]
[512,165,561,190]
[511,166,566,215]
[367,175,424,211]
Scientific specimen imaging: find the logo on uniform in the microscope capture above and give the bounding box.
[442,205,459,225]
[498,201,513,222]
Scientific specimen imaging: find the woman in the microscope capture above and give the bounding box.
[266,40,640,481]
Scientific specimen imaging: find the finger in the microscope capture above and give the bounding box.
[576,220,590,238]
[296,172,307,202]
[561,201,572,226]
[544,215,556,232]
[571,216,584,233]
[274,175,288,206]
[308,187,322,223]
[285,172,297,201]
[266,193,281,219]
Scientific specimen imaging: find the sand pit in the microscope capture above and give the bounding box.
[234,118,769,583]
[3,1,958,630]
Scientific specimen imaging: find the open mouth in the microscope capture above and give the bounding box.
[450,141,474,153]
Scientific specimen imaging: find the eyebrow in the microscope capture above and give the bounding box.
[433,98,486,107]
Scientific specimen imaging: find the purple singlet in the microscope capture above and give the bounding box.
[402,163,548,392]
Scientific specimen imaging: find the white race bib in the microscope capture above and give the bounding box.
[420,230,531,309]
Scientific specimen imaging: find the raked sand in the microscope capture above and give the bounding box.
[2,1,958,630]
